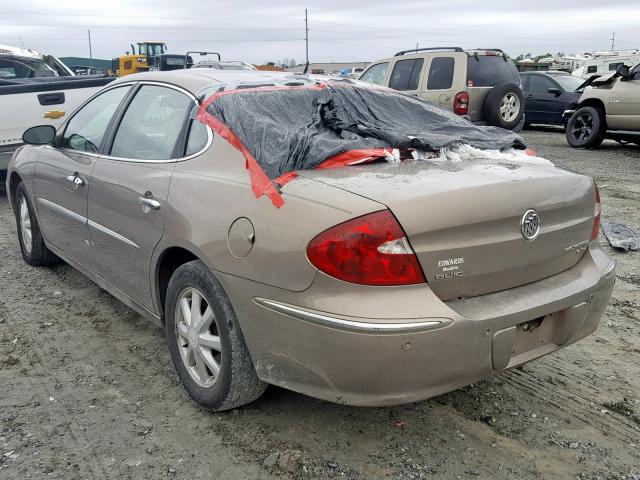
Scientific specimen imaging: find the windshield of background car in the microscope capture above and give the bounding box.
[466,55,520,87]
[359,62,389,85]
[553,75,584,92]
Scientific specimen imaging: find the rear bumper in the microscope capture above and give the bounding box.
[218,243,615,407]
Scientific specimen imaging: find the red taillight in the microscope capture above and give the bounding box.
[590,181,601,241]
[453,92,469,115]
[306,210,426,286]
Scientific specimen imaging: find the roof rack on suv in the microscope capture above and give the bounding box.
[473,48,506,53]
[394,47,464,56]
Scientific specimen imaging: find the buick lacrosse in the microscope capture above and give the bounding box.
[6,70,615,410]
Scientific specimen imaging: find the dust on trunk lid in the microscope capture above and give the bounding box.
[300,156,597,301]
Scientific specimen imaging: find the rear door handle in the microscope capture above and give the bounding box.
[139,194,161,212]
[66,172,85,189]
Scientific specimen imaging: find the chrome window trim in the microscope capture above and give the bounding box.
[53,80,213,163]
[253,297,449,333]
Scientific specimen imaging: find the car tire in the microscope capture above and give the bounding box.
[484,83,525,130]
[165,260,266,411]
[14,182,60,267]
[566,106,606,149]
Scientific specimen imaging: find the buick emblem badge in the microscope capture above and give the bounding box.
[520,209,540,241]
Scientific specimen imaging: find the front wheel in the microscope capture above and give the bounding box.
[165,260,266,410]
[14,182,59,266]
[566,106,606,148]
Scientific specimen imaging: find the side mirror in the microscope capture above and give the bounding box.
[616,64,630,79]
[547,87,561,96]
[23,125,56,145]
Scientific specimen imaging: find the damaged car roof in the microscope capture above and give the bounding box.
[114,70,527,208]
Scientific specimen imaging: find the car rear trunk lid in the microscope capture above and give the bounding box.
[297,158,595,300]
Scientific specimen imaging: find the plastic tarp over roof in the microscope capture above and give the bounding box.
[196,76,526,207]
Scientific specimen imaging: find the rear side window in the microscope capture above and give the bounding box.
[61,86,130,153]
[427,57,454,90]
[528,75,555,93]
[608,62,625,71]
[587,65,597,73]
[185,120,209,156]
[466,56,520,87]
[389,59,424,91]
[359,62,389,85]
[110,85,193,160]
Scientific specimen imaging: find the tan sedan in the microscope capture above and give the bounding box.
[6,70,615,410]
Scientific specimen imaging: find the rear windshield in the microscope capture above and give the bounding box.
[466,55,520,87]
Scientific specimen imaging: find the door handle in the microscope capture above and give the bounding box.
[66,173,85,189]
[139,194,161,212]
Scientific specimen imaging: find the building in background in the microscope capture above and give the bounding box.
[59,57,111,75]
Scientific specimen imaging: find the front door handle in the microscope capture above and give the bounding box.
[66,172,85,189]
[139,194,161,212]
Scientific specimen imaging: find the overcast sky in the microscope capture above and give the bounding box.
[1,0,638,64]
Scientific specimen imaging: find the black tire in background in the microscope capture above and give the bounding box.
[14,182,60,266]
[484,83,525,130]
[566,106,606,149]
[165,260,266,411]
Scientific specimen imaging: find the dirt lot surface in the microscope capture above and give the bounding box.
[1,129,639,480]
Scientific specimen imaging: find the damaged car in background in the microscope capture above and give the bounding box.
[6,70,614,410]
[564,63,640,148]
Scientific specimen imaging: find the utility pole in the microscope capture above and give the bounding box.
[88,29,94,68]
[610,32,615,51]
[305,9,309,65]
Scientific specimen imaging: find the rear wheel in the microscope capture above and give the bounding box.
[566,106,606,148]
[14,182,59,266]
[165,260,266,410]
[484,83,525,130]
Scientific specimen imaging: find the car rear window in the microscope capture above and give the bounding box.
[466,55,520,87]
[427,57,454,90]
[389,58,424,91]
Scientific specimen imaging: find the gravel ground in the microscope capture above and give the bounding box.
[1,129,639,480]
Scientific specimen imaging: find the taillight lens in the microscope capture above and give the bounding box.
[453,92,469,115]
[306,210,426,286]
[590,181,601,241]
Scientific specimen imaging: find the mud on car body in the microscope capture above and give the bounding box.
[7,70,614,410]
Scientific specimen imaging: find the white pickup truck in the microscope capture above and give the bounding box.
[0,44,114,182]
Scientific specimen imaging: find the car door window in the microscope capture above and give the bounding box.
[359,63,389,85]
[110,85,193,160]
[426,57,454,90]
[61,86,130,153]
[389,59,424,91]
[528,75,555,93]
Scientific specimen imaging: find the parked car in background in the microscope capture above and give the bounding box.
[7,69,614,411]
[310,68,325,74]
[341,66,365,78]
[520,71,583,127]
[565,64,640,148]
[359,47,525,131]
[0,44,113,182]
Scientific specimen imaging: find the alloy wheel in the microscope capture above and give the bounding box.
[499,93,520,123]
[571,113,594,142]
[19,195,32,255]
[175,287,222,388]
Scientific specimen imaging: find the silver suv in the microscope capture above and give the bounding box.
[359,47,525,131]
